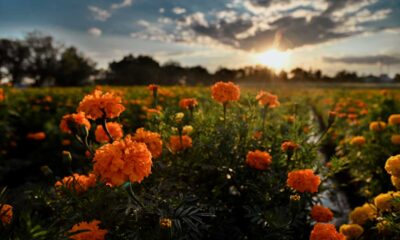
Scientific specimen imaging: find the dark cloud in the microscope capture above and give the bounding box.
[324,55,400,65]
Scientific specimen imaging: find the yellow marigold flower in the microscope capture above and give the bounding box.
[175,112,184,122]
[310,223,345,240]
[385,155,400,177]
[69,220,107,240]
[211,81,240,104]
[77,90,125,120]
[169,135,192,153]
[388,114,400,125]
[310,205,334,223]
[339,224,363,239]
[93,135,152,186]
[369,121,386,132]
[179,98,198,109]
[182,125,193,135]
[0,204,13,225]
[132,128,163,159]
[391,134,400,145]
[287,169,321,193]
[391,176,400,190]
[374,191,400,212]
[349,203,376,225]
[95,122,123,143]
[159,218,172,229]
[256,91,280,108]
[376,220,390,234]
[55,173,97,193]
[350,136,365,146]
[245,150,272,170]
[26,132,46,141]
[60,112,91,134]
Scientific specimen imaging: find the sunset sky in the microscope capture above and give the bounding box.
[1,0,400,76]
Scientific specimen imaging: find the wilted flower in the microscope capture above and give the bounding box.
[55,173,96,193]
[245,150,272,170]
[256,91,280,108]
[211,81,240,104]
[69,220,107,240]
[310,205,333,223]
[310,223,345,240]
[93,135,152,186]
[339,224,363,239]
[60,112,91,134]
[77,90,125,120]
[133,128,163,159]
[95,122,123,143]
[287,169,321,193]
[0,204,13,225]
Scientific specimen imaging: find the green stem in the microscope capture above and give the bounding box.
[101,118,114,143]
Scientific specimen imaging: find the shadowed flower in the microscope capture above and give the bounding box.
[77,90,125,120]
[350,136,365,146]
[311,205,334,223]
[93,135,152,186]
[159,218,172,229]
[349,203,376,225]
[339,224,363,239]
[69,220,107,240]
[0,204,13,225]
[310,223,345,240]
[256,91,280,108]
[133,128,163,158]
[281,141,299,152]
[211,81,240,104]
[388,114,400,125]
[60,112,91,134]
[245,150,272,170]
[95,122,123,143]
[55,173,97,193]
[391,176,400,189]
[169,135,192,153]
[287,169,321,193]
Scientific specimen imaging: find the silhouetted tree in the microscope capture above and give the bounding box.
[0,39,30,85]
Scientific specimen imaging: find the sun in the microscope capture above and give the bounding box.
[256,49,290,70]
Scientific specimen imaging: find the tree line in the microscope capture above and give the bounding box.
[1,32,399,87]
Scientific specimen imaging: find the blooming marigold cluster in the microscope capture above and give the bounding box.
[95,122,123,143]
[0,204,13,225]
[287,169,321,193]
[245,150,272,170]
[339,224,364,239]
[27,132,46,140]
[350,136,365,146]
[256,91,280,108]
[310,205,334,223]
[132,128,163,158]
[60,112,91,134]
[349,203,376,225]
[310,223,345,240]
[369,121,386,132]
[374,191,400,212]
[69,220,107,240]
[55,173,96,193]
[211,81,240,104]
[281,141,299,152]
[388,114,400,125]
[77,90,125,120]
[385,155,400,177]
[93,135,152,186]
[179,98,198,109]
[169,135,192,153]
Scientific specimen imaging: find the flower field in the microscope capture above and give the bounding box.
[0,84,399,240]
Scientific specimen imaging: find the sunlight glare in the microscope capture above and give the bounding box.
[256,49,290,70]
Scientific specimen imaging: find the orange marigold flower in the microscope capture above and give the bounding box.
[311,205,334,222]
[391,134,400,145]
[256,91,280,108]
[339,224,363,239]
[179,98,198,109]
[60,112,91,134]
[0,88,5,102]
[388,114,400,125]
[287,169,321,193]
[252,131,263,140]
[69,220,107,240]
[77,90,125,120]
[93,135,152,186]
[350,136,365,146]
[245,150,272,170]
[169,135,192,153]
[281,141,299,152]
[369,121,386,132]
[0,204,13,225]
[310,223,345,240]
[27,132,46,140]
[391,176,400,189]
[211,81,240,104]
[132,128,163,158]
[55,173,97,193]
[349,203,376,225]
[95,122,123,143]
[148,84,159,91]
[385,155,400,177]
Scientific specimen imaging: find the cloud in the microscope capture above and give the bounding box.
[88,6,111,21]
[323,55,400,65]
[88,27,102,37]
[172,7,186,15]
[111,0,133,10]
